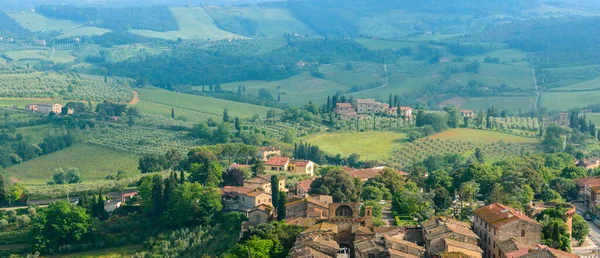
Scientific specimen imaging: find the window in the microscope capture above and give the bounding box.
[521,230,525,237]
[368,253,375,258]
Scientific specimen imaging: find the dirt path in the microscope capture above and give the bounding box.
[128,90,140,105]
[532,68,540,110]
[347,64,389,96]
[382,204,395,226]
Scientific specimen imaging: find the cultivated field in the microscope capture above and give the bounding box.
[7,12,82,32]
[136,87,272,120]
[461,96,534,113]
[541,90,600,111]
[0,144,140,185]
[552,76,600,91]
[305,128,541,166]
[304,131,407,161]
[131,7,243,40]
[355,39,418,51]
[4,50,50,61]
[0,72,133,102]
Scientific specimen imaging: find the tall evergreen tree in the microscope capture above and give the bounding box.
[271,175,279,211]
[277,191,286,221]
[326,95,332,112]
[223,109,230,122]
[171,108,175,119]
[388,93,392,106]
[151,175,164,220]
[0,174,4,205]
[179,170,185,184]
[97,190,108,220]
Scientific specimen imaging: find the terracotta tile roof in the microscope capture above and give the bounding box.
[497,239,523,254]
[310,236,339,250]
[387,248,420,258]
[266,156,290,166]
[336,103,352,108]
[249,204,273,213]
[290,246,334,258]
[121,192,138,198]
[220,186,254,195]
[292,160,313,166]
[592,186,600,193]
[296,178,316,193]
[505,244,578,258]
[445,223,478,239]
[460,110,475,113]
[245,189,268,197]
[575,177,600,187]
[473,203,539,228]
[440,252,473,258]
[444,238,483,253]
[286,217,317,228]
[244,175,271,185]
[400,106,412,111]
[304,222,338,234]
[384,235,425,251]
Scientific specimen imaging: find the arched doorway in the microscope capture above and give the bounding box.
[336,205,354,217]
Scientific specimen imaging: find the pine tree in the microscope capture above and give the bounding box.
[277,191,286,221]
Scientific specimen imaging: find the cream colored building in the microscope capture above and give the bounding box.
[243,175,288,194]
[36,103,62,114]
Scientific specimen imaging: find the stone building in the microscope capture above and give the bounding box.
[354,98,388,114]
[258,146,281,161]
[243,175,288,194]
[525,201,575,244]
[422,217,482,258]
[473,203,541,258]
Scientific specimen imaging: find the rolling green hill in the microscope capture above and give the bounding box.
[135,87,273,122]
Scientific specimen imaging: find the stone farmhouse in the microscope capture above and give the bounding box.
[460,110,476,119]
[473,203,542,258]
[422,216,482,258]
[258,146,281,161]
[242,174,288,194]
[265,156,315,176]
[333,98,413,120]
[26,103,63,114]
[541,112,569,128]
[220,186,272,214]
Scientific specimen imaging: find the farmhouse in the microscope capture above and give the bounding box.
[220,186,272,214]
[266,156,290,172]
[28,103,62,114]
[243,204,274,230]
[541,112,569,127]
[460,110,475,119]
[335,102,358,120]
[400,106,413,118]
[577,157,600,170]
[473,203,541,258]
[354,98,388,114]
[243,174,288,194]
[289,160,315,176]
[258,146,281,161]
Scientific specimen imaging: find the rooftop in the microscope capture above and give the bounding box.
[444,237,483,253]
[304,222,338,234]
[336,103,352,108]
[245,189,268,197]
[296,178,316,193]
[473,203,539,228]
[259,146,280,151]
[265,156,290,166]
[292,160,313,167]
[220,186,254,195]
[354,98,376,104]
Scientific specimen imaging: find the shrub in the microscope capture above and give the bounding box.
[16,215,30,228]
[0,219,8,228]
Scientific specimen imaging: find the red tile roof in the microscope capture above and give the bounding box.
[400,106,412,111]
[336,103,352,108]
[121,192,138,198]
[505,244,578,258]
[292,160,312,167]
[297,178,315,193]
[575,177,600,187]
[473,203,539,228]
[266,156,290,166]
[343,166,382,180]
[220,186,254,195]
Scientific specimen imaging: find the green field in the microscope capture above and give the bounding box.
[0,72,133,102]
[428,128,539,143]
[131,7,243,40]
[217,73,351,105]
[584,113,600,126]
[136,87,272,121]
[470,48,528,64]
[355,39,418,51]
[105,44,168,63]
[450,63,535,89]
[542,90,600,111]
[0,144,140,185]
[7,12,82,32]
[15,124,56,144]
[238,6,317,38]
[54,26,111,39]
[4,50,50,61]
[0,99,69,109]
[552,76,600,91]
[462,96,534,113]
[304,131,407,161]
[50,50,77,63]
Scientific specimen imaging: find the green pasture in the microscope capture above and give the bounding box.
[54,26,111,39]
[131,7,243,40]
[542,90,600,111]
[4,50,50,61]
[240,6,317,37]
[461,96,534,113]
[136,87,272,120]
[303,131,407,161]
[428,128,539,144]
[552,76,600,91]
[0,144,140,186]
[7,11,82,32]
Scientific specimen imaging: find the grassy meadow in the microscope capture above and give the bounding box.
[0,144,140,186]
[136,87,273,121]
[461,96,534,113]
[131,7,243,40]
[542,90,600,111]
[304,128,541,166]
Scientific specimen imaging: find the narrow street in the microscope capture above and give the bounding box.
[573,205,600,255]
[382,204,395,226]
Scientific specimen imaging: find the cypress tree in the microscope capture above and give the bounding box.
[171,108,175,119]
[0,175,4,205]
[97,190,107,220]
[151,175,164,220]
[326,96,332,112]
[277,191,286,221]
[271,175,279,210]
[388,93,392,106]
[179,170,185,184]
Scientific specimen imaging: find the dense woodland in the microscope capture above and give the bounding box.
[36,5,179,32]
